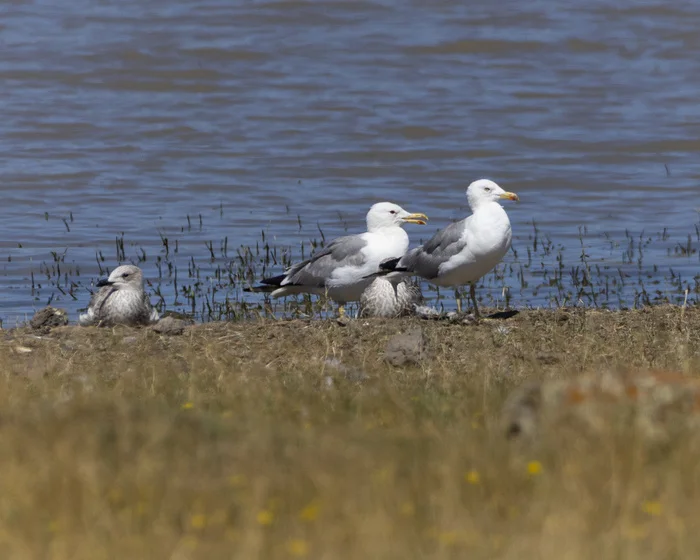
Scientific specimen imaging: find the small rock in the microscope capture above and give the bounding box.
[384,327,428,367]
[336,315,351,327]
[14,346,33,354]
[152,316,190,336]
[30,307,69,330]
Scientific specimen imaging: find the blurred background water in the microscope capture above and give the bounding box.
[0,0,699,324]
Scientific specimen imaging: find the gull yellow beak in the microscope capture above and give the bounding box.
[499,192,519,202]
[402,212,429,225]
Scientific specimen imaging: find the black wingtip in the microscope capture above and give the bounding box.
[243,284,277,293]
[243,273,288,293]
[379,257,409,273]
[260,274,286,287]
[260,274,287,287]
[380,257,402,271]
[362,257,409,280]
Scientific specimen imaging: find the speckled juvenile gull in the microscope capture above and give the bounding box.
[79,264,160,327]
[378,179,519,318]
[245,202,427,314]
[360,277,423,318]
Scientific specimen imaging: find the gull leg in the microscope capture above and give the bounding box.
[455,289,462,314]
[469,283,480,319]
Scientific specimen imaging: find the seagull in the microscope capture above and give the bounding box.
[245,202,428,316]
[79,264,160,327]
[360,277,423,318]
[377,179,519,318]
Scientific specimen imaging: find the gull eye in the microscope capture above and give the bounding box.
[389,210,397,214]
[122,273,130,278]
[484,187,491,192]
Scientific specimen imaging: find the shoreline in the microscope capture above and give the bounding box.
[7,304,699,380]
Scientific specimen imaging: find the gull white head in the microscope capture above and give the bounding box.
[466,179,519,210]
[365,202,428,232]
[96,264,145,290]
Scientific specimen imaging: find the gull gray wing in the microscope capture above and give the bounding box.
[283,235,368,287]
[400,219,466,280]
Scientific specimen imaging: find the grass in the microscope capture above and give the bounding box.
[1,305,700,558]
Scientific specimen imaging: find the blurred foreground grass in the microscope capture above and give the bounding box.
[1,306,700,558]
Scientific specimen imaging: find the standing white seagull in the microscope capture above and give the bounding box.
[245,202,428,316]
[377,179,519,318]
[79,264,160,327]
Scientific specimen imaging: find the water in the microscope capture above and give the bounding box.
[1,0,699,324]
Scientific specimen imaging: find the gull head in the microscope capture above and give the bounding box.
[366,202,428,232]
[96,264,145,290]
[467,179,519,210]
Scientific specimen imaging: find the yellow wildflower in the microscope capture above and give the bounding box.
[286,539,309,557]
[190,514,207,529]
[641,501,662,516]
[257,510,274,526]
[107,488,123,505]
[135,501,149,516]
[438,532,458,546]
[372,467,393,484]
[465,469,480,484]
[399,501,415,516]
[299,501,320,522]
[527,460,543,476]
[228,474,247,488]
[181,402,194,410]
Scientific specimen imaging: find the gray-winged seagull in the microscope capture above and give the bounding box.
[377,179,518,318]
[245,202,428,316]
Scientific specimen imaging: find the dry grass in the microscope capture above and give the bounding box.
[1,306,700,558]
